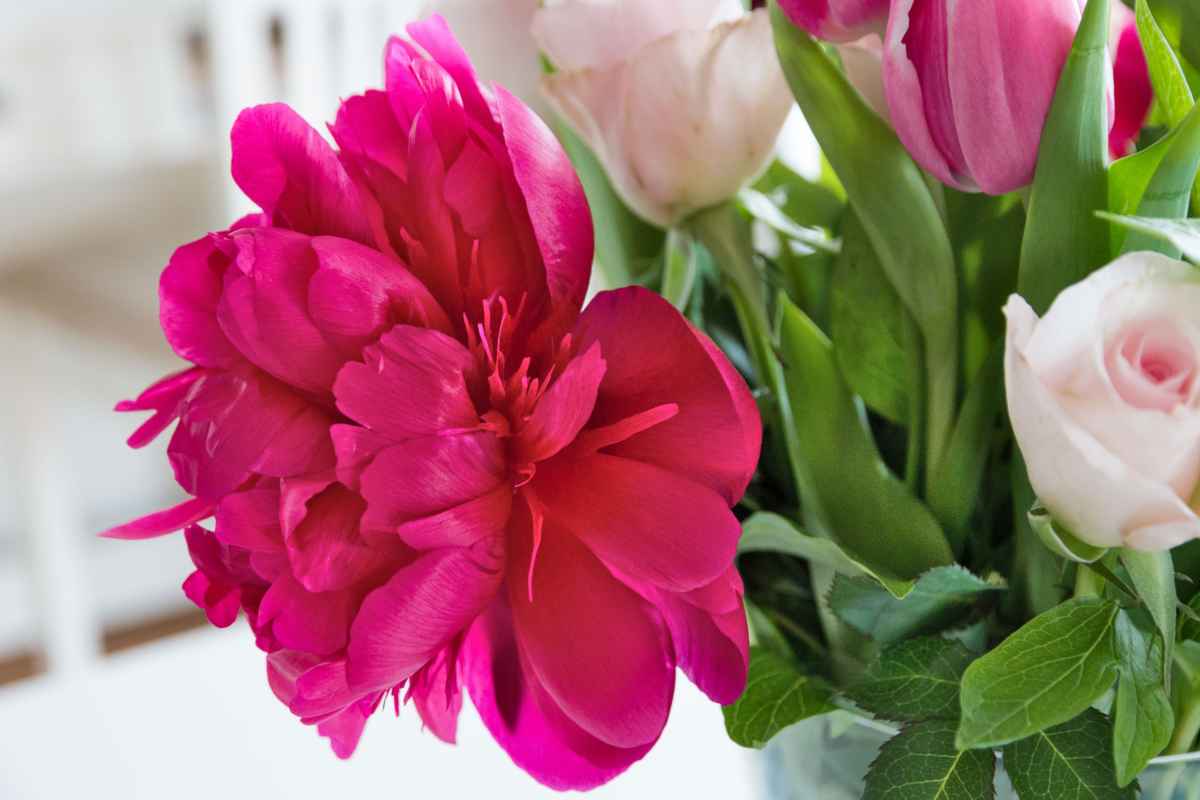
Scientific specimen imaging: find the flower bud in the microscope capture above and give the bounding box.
[777,0,889,43]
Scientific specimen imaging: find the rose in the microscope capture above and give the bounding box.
[532,0,794,227]
[1005,252,1200,551]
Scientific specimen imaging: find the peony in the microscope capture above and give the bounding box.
[532,0,794,227]
[107,16,760,790]
[1005,252,1200,552]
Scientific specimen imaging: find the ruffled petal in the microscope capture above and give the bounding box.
[258,573,358,657]
[655,568,748,705]
[515,342,605,463]
[158,238,240,368]
[101,497,214,540]
[408,640,464,744]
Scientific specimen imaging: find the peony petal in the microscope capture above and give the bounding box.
[654,568,748,705]
[394,486,513,550]
[346,540,504,692]
[357,431,506,530]
[317,701,373,759]
[516,343,605,463]
[408,640,464,744]
[333,325,479,442]
[536,452,740,593]
[102,497,215,540]
[215,487,284,553]
[285,483,405,593]
[509,512,674,749]
[267,650,360,721]
[462,604,656,791]
[230,103,376,244]
[158,237,241,368]
[117,367,205,449]
[572,286,760,504]
[258,573,358,657]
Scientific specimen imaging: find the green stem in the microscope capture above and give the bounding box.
[1073,563,1105,599]
[661,229,698,311]
[1169,701,1200,755]
[902,309,925,493]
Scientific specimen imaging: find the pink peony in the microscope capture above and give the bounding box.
[106,15,760,790]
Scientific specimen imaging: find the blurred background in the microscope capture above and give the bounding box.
[0,1,760,796]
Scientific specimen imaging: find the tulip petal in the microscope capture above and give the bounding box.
[509,511,674,749]
[572,286,760,503]
[346,540,504,691]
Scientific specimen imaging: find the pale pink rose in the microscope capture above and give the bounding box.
[1005,252,1200,551]
[533,0,794,227]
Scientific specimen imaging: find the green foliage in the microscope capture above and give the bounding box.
[722,646,835,748]
[958,599,1121,750]
[829,567,1001,647]
[1099,213,1200,262]
[863,720,995,800]
[1112,610,1174,786]
[1003,710,1136,800]
[849,637,976,723]
[776,298,954,579]
[1017,0,1113,314]
[1120,550,1176,685]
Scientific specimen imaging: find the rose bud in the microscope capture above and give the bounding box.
[777,0,889,43]
[533,0,793,227]
[883,0,1086,195]
[1109,1,1152,158]
[1005,252,1200,552]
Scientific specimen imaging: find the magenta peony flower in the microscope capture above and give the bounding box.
[106,15,760,790]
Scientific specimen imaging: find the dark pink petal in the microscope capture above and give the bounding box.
[1111,23,1152,158]
[394,487,512,550]
[230,103,376,244]
[267,650,358,720]
[496,84,593,336]
[183,570,241,628]
[573,287,761,504]
[330,425,393,490]
[516,343,605,464]
[317,702,373,759]
[101,497,214,540]
[509,513,674,749]
[333,325,479,441]
[159,238,240,368]
[357,431,506,530]
[330,90,409,181]
[463,604,656,791]
[404,15,492,123]
[116,367,205,449]
[655,568,748,705]
[215,487,284,553]
[445,139,504,238]
[258,573,358,657]
[402,108,463,315]
[346,540,505,692]
[284,483,404,593]
[537,452,740,593]
[408,640,464,744]
[386,38,468,163]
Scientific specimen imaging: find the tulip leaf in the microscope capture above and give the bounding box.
[739,188,840,255]
[722,646,835,748]
[863,720,996,800]
[957,598,1121,750]
[1002,709,1135,800]
[777,298,954,579]
[1027,504,1108,564]
[829,567,1002,647]
[848,637,977,723]
[1120,549,1176,687]
[1138,0,1196,128]
[1100,212,1200,264]
[1121,105,1200,256]
[770,3,958,488]
[830,212,913,426]
[1112,609,1174,787]
[739,512,914,599]
[1018,0,1112,314]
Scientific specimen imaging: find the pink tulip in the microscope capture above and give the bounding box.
[105,16,760,790]
[883,0,1085,194]
[777,0,889,43]
[1109,2,1152,158]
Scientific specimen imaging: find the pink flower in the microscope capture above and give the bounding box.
[777,0,889,43]
[1005,252,1200,552]
[106,15,760,790]
[1109,2,1152,159]
[883,0,1086,195]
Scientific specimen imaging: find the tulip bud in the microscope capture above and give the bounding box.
[1109,2,1152,158]
[883,0,1085,195]
[533,0,793,228]
[777,0,890,43]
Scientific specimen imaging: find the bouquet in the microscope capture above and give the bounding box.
[104,0,1200,796]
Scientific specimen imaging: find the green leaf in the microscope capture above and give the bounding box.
[1017,0,1112,314]
[863,720,995,800]
[1112,610,1174,787]
[1003,709,1136,800]
[957,599,1121,750]
[739,511,914,599]
[829,212,913,425]
[661,229,698,310]
[739,188,840,255]
[927,343,1005,543]
[1120,104,1200,257]
[770,3,958,487]
[777,298,954,579]
[1099,213,1200,263]
[829,567,1002,646]
[1120,549,1176,686]
[1138,0,1197,128]
[849,637,976,723]
[722,646,835,748]
[1028,504,1108,564]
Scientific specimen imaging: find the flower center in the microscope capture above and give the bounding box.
[1106,319,1199,412]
